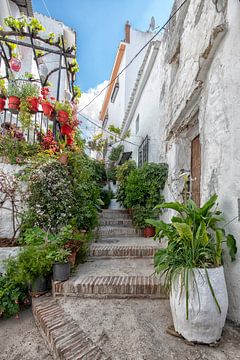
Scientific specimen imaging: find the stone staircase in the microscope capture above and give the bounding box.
[33,209,166,359]
[53,209,166,299]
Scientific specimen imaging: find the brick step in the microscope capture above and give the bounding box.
[53,276,167,299]
[32,298,109,360]
[102,209,129,215]
[98,226,141,238]
[99,219,133,227]
[90,244,159,258]
[100,212,131,220]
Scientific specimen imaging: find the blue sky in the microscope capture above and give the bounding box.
[32,0,173,92]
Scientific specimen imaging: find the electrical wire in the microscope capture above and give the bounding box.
[78,0,188,114]
[41,0,52,18]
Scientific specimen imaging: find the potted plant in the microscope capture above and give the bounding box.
[16,245,53,295]
[147,194,237,344]
[40,87,55,119]
[18,81,39,129]
[7,80,21,112]
[49,248,71,282]
[0,79,7,111]
[55,100,72,123]
[132,205,159,237]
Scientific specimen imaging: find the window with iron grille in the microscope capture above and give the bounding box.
[138,135,149,167]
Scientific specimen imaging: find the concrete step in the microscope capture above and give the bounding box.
[99,218,133,227]
[32,298,110,359]
[98,226,141,238]
[89,244,159,258]
[53,275,166,299]
[100,210,131,220]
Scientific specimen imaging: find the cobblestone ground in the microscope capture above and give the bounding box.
[0,308,52,360]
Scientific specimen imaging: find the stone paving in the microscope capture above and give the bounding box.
[34,209,240,359]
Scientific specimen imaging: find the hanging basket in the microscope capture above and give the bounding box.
[61,124,73,136]
[57,110,69,123]
[42,101,54,118]
[28,97,39,113]
[9,57,21,72]
[8,96,20,113]
[0,98,6,112]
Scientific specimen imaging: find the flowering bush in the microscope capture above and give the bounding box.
[37,129,59,153]
[23,160,74,232]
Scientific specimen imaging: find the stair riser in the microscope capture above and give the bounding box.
[98,229,141,237]
[100,214,131,220]
[100,220,133,227]
[89,247,158,257]
[53,276,167,299]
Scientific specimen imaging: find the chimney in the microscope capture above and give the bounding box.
[125,21,131,44]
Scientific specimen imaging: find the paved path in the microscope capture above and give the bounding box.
[33,209,240,359]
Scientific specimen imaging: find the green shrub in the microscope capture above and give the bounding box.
[100,189,113,209]
[132,205,161,229]
[125,163,168,209]
[108,145,124,162]
[116,160,136,207]
[23,160,75,232]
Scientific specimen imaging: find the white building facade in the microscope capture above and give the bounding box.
[100,0,240,323]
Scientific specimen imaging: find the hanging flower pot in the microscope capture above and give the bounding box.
[0,98,6,112]
[143,227,155,238]
[42,101,54,118]
[28,97,39,113]
[9,57,21,72]
[8,96,20,112]
[61,124,73,136]
[58,110,69,123]
[67,135,74,146]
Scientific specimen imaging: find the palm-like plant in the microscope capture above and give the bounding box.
[147,194,237,318]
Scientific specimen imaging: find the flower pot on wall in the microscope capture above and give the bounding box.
[53,262,70,282]
[143,227,155,238]
[8,96,20,112]
[57,110,69,123]
[170,267,228,344]
[0,98,5,111]
[42,101,54,118]
[28,97,39,113]
[61,124,73,136]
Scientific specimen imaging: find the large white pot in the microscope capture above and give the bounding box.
[170,266,228,343]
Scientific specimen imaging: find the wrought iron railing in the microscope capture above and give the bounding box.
[138,135,149,167]
[0,108,58,142]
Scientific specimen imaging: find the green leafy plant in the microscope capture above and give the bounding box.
[22,160,75,232]
[116,160,136,207]
[106,166,117,183]
[146,194,237,319]
[55,100,72,116]
[100,188,113,209]
[132,205,160,229]
[124,162,168,209]
[0,78,7,98]
[7,79,22,98]
[47,248,71,263]
[18,81,39,129]
[0,270,29,318]
[73,85,81,100]
[4,16,27,33]
[69,58,79,74]
[108,144,124,162]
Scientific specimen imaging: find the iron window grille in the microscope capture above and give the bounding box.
[138,135,149,167]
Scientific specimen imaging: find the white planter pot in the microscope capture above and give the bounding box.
[170,266,228,343]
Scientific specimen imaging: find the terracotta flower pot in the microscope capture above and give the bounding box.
[8,96,20,112]
[68,251,77,265]
[58,153,68,165]
[0,98,5,112]
[61,124,73,136]
[28,97,39,113]
[58,110,69,123]
[143,227,155,238]
[42,101,54,118]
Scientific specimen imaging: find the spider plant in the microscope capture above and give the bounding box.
[146,194,237,319]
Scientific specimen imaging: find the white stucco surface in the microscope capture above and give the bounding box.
[109,0,240,323]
